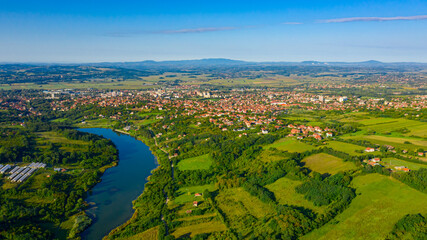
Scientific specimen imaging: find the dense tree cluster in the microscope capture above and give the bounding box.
[387,214,427,240]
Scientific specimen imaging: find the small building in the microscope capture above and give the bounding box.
[365,148,375,152]
[193,201,198,207]
[195,193,202,197]
[291,129,301,134]
[326,132,333,137]
[371,158,381,163]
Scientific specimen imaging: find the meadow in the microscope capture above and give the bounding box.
[264,138,318,153]
[381,158,427,170]
[177,154,213,170]
[301,174,427,239]
[173,184,215,205]
[37,131,89,152]
[171,221,227,238]
[325,141,367,156]
[121,226,159,240]
[75,119,115,128]
[216,187,276,219]
[301,153,357,174]
[342,134,427,153]
[265,177,326,214]
[355,117,427,138]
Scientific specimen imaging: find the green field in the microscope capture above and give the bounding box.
[382,158,427,170]
[257,149,286,162]
[265,177,326,214]
[175,212,217,222]
[342,134,427,152]
[302,153,358,174]
[362,135,427,147]
[177,154,213,170]
[173,184,215,204]
[37,131,89,152]
[265,138,317,153]
[171,221,227,238]
[216,187,276,218]
[326,141,367,155]
[121,226,159,240]
[355,117,427,138]
[301,174,427,240]
[76,119,115,128]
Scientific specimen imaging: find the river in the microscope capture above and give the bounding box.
[78,128,157,240]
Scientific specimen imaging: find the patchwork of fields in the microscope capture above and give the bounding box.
[354,117,427,138]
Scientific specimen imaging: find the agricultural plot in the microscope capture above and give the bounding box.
[302,153,357,174]
[75,119,115,128]
[171,221,227,238]
[173,184,215,205]
[37,131,89,146]
[37,131,89,152]
[301,174,427,240]
[343,135,426,152]
[175,213,217,222]
[265,138,317,153]
[177,154,213,170]
[382,158,427,170]
[265,177,326,214]
[122,226,159,240]
[256,149,286,162]
[326,141,366,156]
[356,118,427,138]
[216,188,276,219]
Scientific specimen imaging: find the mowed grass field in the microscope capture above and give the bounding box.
[301,174,427,240]
[173,184,215,204]
[326,141,367,156]
[302,153,358,174]
[266,177,326,214]
[171,221,227,238]
[265,138,317,153]
[177,154,213,170]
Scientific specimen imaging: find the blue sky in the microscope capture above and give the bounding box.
[1,0,427,62]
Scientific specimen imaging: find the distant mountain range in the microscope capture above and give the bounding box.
[88,58,427,69]
[3,58,427,69]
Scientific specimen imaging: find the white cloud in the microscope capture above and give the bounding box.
[320,15,427,23]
